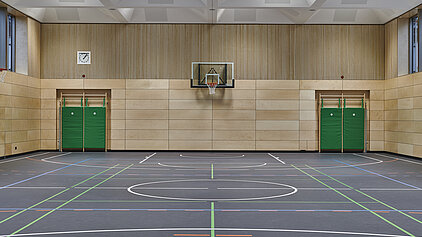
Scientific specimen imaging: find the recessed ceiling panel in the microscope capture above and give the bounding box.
[1,0,421,24]
[333,9,357,22]
[56,8,80,20]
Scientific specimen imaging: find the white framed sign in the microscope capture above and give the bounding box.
[77,51,91,65]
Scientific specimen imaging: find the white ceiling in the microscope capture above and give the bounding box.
[2,0,422,24]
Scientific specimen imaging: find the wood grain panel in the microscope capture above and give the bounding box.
[385,20,398,80]
[41,24,385,80]
[28,19,41,78]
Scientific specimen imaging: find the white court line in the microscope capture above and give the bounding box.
[257,153,383,171]
[353,154,383,163]
[375,153,422,165]
[158,162,267,169]
[179,154,245,159]
[127,179,298,201]
[267,153,285,164]
[0,152,50,165]
[41,152,72,161]
[0,228,408,237]
[139,153,156,164]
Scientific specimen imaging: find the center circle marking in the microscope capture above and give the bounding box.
[127,179,298,201]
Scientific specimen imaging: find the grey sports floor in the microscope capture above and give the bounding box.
[0,151,421,237]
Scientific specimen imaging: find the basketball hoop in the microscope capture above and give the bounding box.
[207,82,218,95]
[0,68,7,83]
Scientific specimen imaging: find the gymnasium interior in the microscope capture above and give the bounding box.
[0,0,421,236]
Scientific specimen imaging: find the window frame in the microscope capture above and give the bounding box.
[410,14,419,74]
[6,14,15,72]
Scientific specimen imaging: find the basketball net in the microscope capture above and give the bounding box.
[207,82,218,95]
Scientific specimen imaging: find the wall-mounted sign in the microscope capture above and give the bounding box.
[77,51,91,65]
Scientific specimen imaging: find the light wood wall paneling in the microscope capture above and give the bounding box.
[294,25,325,80]
[28,19,41,78]
[385,20,398,80]
[41,24,385,80]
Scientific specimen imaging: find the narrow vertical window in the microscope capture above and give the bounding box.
[7,14,15,72]
[410,15,418,73]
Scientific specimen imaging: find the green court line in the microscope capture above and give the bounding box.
[307,165,422,225]
[0,164,119,225]
[211,164,214,179]
[211,202,215,237]
[10,164,133,236]
[291,165,415,237]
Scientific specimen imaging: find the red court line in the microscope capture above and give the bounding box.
[0,210,16,213]
[409,212,422,214]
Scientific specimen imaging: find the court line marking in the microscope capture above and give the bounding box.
[37,152,170,170]
[267,153,285,164]
[0,152,50,165]
[375,153,422,165]
[127,179,298,201]
[353,154,383,163]
[1,187,67,189]
[139,153,156,164]
[359,188,422,191]
[180,154,245,159]
[41,153,72,161]
[3,208,422,212]
[308,165,422,225]
[292,165,414,237]
[9,164,133,236]
[157,163,267,169]
[0,164,117,225]
[38,153,168,170]
[0,156,86,190]
[0,186,356,191]
[256,153,384,171]
[216,187,349,190]
[211,202,215,237]
[131,188,209,190]
[336,160,422,190]
[0,228,409,237]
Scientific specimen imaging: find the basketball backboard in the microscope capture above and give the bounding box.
[191,62,234,88]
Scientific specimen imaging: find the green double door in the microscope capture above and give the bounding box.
[320,107,365,151]
[62,107,106,150]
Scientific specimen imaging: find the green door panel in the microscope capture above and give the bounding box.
[320,108,342,151]
[343,108,365,151]
[84,107,106,149]
[62,107,83,149]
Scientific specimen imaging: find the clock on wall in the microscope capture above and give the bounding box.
[77,51,91,65]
